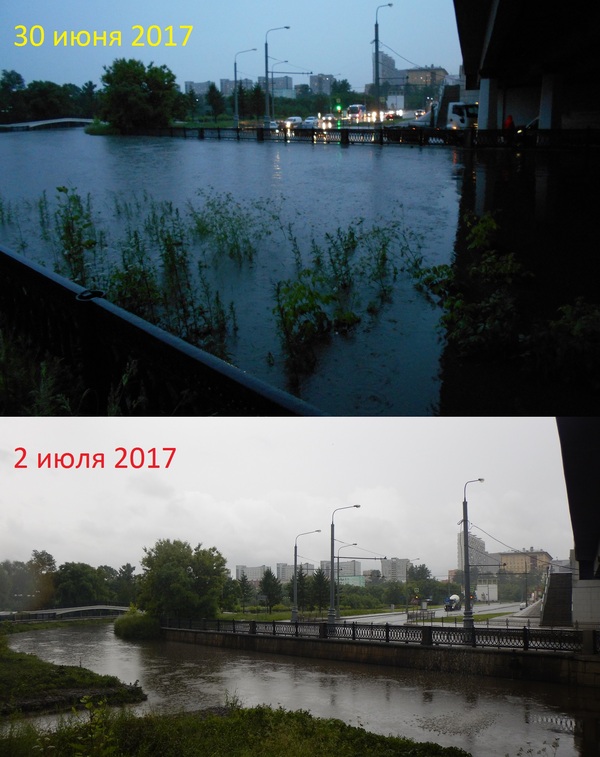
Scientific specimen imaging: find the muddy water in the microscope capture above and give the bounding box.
[9,624,599,756]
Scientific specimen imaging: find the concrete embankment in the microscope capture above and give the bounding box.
[162,627,600,689]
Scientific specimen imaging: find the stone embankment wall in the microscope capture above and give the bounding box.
[162,628,600,689]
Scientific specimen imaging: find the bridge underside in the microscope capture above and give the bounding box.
[454,1,600,90]
[556,418,600,579]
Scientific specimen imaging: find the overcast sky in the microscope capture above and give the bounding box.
[1,417,573,580]
[2,1,463,93]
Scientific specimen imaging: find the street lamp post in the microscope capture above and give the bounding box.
[462,478,484,628]
[270,59,288,121]
[336,542,357,619]
[291,529,320,622]
[264,26,290,128]
[234,48,256,128]
[328,505,360,625]
[374,3,393,122]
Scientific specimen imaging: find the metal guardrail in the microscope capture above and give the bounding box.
[0,243,322,416]
[161,617,593,653]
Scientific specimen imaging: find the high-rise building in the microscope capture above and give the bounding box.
[457,532,497,572]
[321,559,361,579]
[310,74,336,95]
[276,563,315,582]
[184,81,212,96]
[235,565,267,585]
[220,78,254,96]
[380,557,413,583]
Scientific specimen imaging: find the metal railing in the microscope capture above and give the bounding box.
[0,243,322,416]
[131,125,600,150]
[161,617,593,653]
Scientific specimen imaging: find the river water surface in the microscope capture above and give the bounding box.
[8,624,600,756]
[1,129,598,415]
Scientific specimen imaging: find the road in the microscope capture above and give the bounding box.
[341,601,528,626]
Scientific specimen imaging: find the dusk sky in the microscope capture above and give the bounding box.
[2,1,463,93]
[1,417,573,581]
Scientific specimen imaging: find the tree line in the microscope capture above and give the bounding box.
[1,539,541,620]
[0,61,361,131]
[0,542,472,620]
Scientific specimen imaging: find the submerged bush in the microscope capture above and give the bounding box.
[113,610,161,641]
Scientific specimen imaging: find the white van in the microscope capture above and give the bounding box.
[284,116,303,129]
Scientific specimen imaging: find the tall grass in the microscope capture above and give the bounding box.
[1,703,473,757]
[0,187,424,384]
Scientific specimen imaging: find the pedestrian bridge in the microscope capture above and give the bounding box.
[0,605,129,621]
[0,118,93,132]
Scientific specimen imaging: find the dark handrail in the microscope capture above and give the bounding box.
[160,617,594,654]
[0,243,322,416]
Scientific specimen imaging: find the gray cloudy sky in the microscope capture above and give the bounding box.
[2,1,462,93]
[1,417,573,580]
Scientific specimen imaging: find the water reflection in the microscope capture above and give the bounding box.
[9,624,599,756]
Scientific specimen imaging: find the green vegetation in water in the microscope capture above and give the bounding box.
[113,608,161,641]
[409,210,600,401]
[0,633,145,716]
[0,186,423,390]
[1,700,473,757]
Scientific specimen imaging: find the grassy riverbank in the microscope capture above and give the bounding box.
[0,623,146,715]
[2,701,472,757]
[0,620,474,755]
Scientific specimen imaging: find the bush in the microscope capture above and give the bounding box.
[114,611,161,641]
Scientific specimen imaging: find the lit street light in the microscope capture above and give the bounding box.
[291,529,320,623]
[234,48,256,128]
[264,26,290,128]
[374,3,393,122]
[328,505,360,625]
[462,478,484,628]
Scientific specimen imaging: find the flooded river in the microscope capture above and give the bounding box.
[8,623,600,756]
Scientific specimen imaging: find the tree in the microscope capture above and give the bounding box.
[22,80,72,120]
[138,539,227,619]
[54,562,108,607]
[291,566,309,614]
[309,568,329,615]
[248,83,264,120]
[78,81,99,117]
[0,560,33,610]
[259,567,282,613]
[114,563,139,606]
[221,577,241,612]
[206,82,225,120]
[0,69,25,122]
[27,550,56,609]
[100,58,179,133]
[383,581,405,607]
[238,571,253,613]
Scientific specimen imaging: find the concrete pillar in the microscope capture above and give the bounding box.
[478,78,499,129]
[539,74,562,129]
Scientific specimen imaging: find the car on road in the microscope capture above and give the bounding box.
[320,114,337,128]
[302,116,320,129]
[284,116,303,129]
